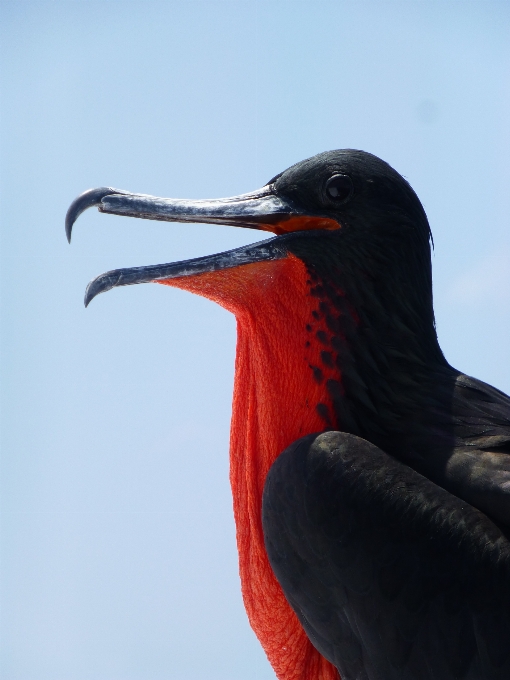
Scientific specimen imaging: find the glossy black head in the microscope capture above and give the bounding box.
[275,149,431,251]
[66,149,434,329]
[270,152,436,349]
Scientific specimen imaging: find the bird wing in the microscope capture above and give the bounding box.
[262,431,510,680]
[453,374,510,450]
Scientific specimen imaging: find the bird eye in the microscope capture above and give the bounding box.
[325,174,353,203]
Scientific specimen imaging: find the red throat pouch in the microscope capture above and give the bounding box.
[158,254,339,680]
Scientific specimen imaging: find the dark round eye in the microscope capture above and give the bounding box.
[325,174,353,203]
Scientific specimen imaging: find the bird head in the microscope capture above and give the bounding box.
[66,149,433,318]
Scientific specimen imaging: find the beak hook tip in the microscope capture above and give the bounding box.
[84,277,101,308]
[84,281,99,308]
[65,214,74,244]
[65,187,119,244]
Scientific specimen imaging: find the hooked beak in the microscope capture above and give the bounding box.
[66,185,338,306]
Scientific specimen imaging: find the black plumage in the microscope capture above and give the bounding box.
[261,151,510,679]
[263,432,510,680]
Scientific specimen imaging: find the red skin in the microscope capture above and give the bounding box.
[159,254,340,680]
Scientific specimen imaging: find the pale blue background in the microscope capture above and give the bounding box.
[1,1,509,678]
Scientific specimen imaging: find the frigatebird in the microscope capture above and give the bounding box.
[66,150,510,680]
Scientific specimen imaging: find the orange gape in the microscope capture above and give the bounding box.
[159,254,340,680]
[259,215,340,236]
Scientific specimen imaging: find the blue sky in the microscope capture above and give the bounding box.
[1,1,509,679]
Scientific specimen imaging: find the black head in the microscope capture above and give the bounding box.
[66,148,435,340]
[275,149,432,260]
[266,152,437,352]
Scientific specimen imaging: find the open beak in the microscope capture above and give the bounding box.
[65,185,337,306]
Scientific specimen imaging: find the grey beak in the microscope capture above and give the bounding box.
[65,185,305,243]
[66,184,309,306]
